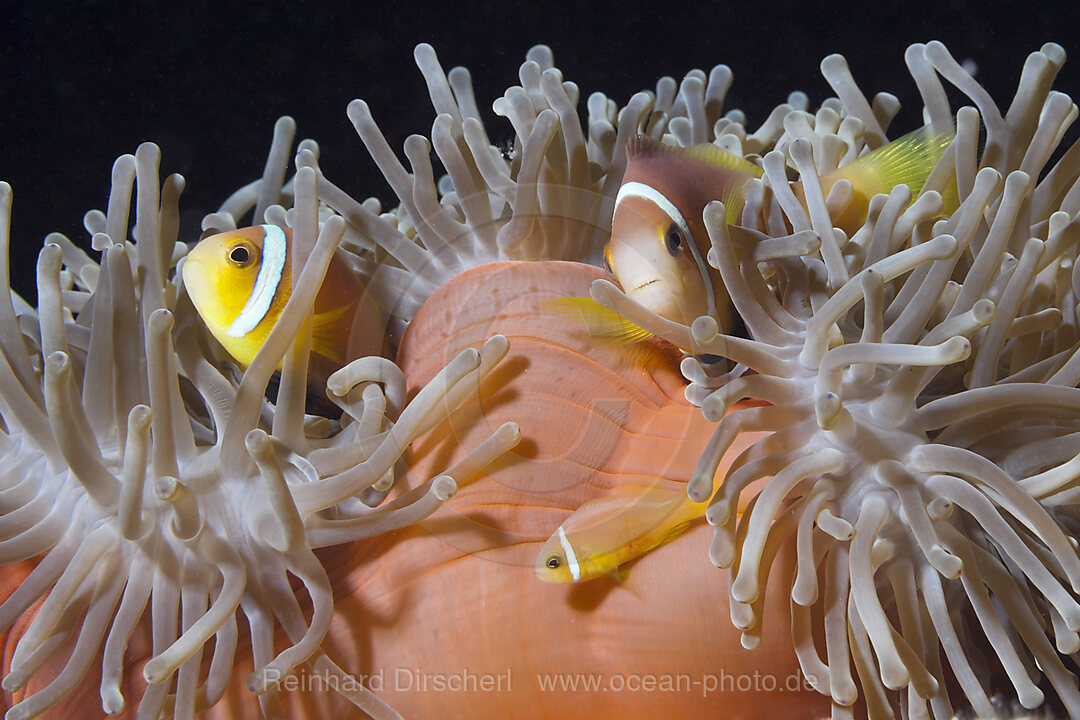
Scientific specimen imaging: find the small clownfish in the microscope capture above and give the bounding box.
[182,225,383,385]
[535,484,705,584]
[553,128,952,341]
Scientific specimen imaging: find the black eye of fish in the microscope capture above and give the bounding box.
[546,555,562,569]
[228,244,252,267]
[664,224,683,257]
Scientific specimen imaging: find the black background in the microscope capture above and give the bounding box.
[2,1,1078,302]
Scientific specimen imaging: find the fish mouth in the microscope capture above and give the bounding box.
[630,279,660,292]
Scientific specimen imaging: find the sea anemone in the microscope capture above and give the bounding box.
[0,142,518,718]
[2,36,1079,720]
[590,41,1080,718]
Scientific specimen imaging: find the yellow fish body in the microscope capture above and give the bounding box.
[599,129,952,334]
[535,484,705,584]
[182,224,383,385]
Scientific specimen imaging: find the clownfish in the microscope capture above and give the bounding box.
[182,224,382,386]
[535,484,705,584]
[553,128,952,341]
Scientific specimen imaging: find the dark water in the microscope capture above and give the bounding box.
[1,2,1076,302]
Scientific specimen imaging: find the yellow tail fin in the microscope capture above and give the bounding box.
[827,127,954,200]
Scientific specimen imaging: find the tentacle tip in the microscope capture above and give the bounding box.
[500,421,522,446]
[142,658,169,685]
[346,98,372,122]
[791,583,817,607]
[926,497,954,520]
[152,475,178,501]
[1019,687,1046,709]
[729,578,759,605]
[44,350,70,374]
[0,673,20,693]
[1057,633,1080,655]
[588,277,619,302]
[433,475,458,502]
[135,141,162,158]
[929,546,962,579]
[688,476,713,504]
[881,666,910,691]
[129,403,152,427]
[483,333,510,356]
[325,377,349,398]
[814,393,841,430]
[149,306,174,326]
[245,427,270,452]
[691,315,719,344]
[703,199,727,223]
[372,471,395,493]
[245,670,272,695]
[701,397,726,423]
[729,603,756,630]
[831,684,858,707]
[101,688,125,714]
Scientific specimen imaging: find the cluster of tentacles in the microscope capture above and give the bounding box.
[0,138,518,718]
[590,42,1080,718]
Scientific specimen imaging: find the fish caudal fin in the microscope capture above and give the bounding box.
[543,297,654,344]
[825,127,954,202]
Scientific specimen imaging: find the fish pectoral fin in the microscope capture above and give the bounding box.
[656,521,693,550]
[542,297,653,344]
[309,303,353,364]
[606,565,631,584]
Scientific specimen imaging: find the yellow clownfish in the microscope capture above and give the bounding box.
[553,129,952,341]
[535,484,705,584]
[182,224,383,385]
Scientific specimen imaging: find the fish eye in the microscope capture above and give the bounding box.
[226,242,257,269]
[664,224,683,257]
[545,554,562,570]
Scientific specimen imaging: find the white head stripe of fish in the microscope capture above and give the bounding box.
[557,525,581,581]
[614,181,717,319]
[226,224,287,338]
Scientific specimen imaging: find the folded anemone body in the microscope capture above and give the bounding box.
[0,39,1076,720]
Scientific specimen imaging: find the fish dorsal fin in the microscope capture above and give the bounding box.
[564,485,693,534]
[627,135,762,177]
[542,297,653,344]
[826,127,954,200]
[682,143,763,177]
[625,135,761,225]
[626,133,666,161]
